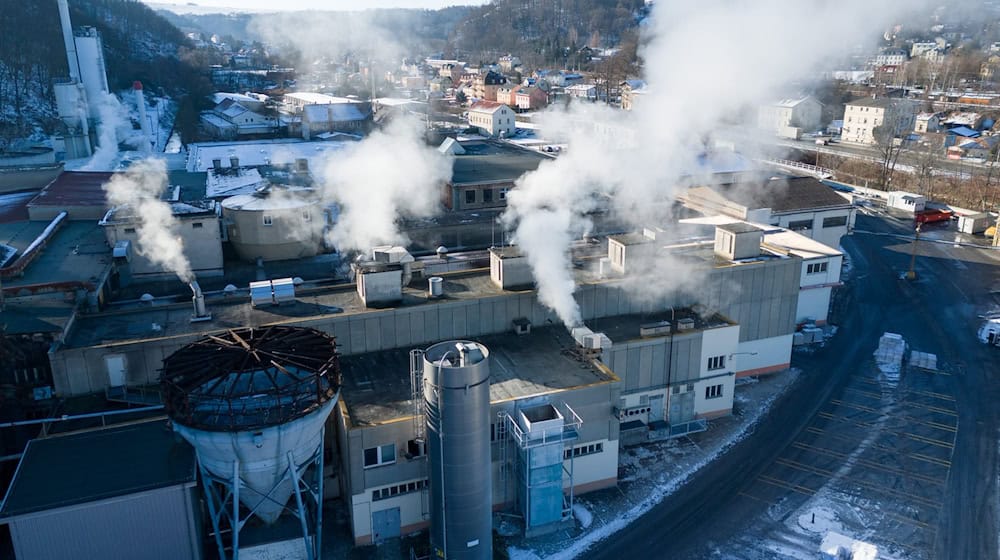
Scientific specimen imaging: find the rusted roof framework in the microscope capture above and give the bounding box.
[161,326,340,432]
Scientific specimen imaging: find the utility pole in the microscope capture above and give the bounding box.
[906,223,922,280]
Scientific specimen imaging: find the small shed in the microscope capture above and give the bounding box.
[0,420,201,560]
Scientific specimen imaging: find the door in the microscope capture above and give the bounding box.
[668,391,695,425]
[372,507,400,544]
[105,355,126,387]
[648,395,664,423]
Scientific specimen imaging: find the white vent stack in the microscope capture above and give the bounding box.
[57,0,81,81]
[134,81,152,153]
[54,0,92,158]
[189,280,210,322]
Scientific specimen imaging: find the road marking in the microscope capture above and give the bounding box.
[774,458,942,509]
[901,401,958,417]
[737,491,772,504]
[816,412,955,448]
[800,427,952,468]
[906,389,955,402]
[757,474,816,496]
[789,442,944,485]
[842,386,885,400]
[829,400,957,432]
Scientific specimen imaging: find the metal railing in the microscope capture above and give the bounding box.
[505,402,583,449]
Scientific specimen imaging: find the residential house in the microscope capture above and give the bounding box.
[914,112,940,133]
[301,102,373,140]
[467,101,516,137]
[948,136,999,160]
[565,83,600,101]
[841,97,916,145]
[441,139,550,211]
[940,112,983,131]
[498,55,521,72]
[514,86,548,111]
[757,96,823,138]
[200,98,276,140]
[620,80,647,111]
[439,63,465,83]
[473,70,508,101]
[910,41,938,58]
[496,85,522,106]
[875,47,908,68]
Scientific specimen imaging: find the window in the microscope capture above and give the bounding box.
[823,216,847,228]
[807,261,829,274]
[499,188,508,200]
[707,355,726,371]
[372,479,428,502]
[302,211,311,222]
[483,189,493,203]
[563,442,604,460]
[363,443,396,468]
[124,227,136,234]
[465,190,476,204]
[705,384,723,399]
[192,222,203,229]
[262,215,273,226]
[788,219,812,231]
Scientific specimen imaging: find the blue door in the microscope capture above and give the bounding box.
[372,507,401,544]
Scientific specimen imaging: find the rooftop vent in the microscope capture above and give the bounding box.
[677,318,695,331]
[249,278,296,307]
[639,321,671,337]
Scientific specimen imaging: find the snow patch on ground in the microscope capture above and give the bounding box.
[508,547,543,560]
[572,504,592,529]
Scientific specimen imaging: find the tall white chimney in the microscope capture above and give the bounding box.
[134,81,152,153]
[57,0,81,81]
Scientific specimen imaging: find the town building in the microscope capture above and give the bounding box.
[515,86,548,111]
[841,97,916,145]
[467,101,516,137]
[301,102,373,139]
[199,98,276,140]
[496,85,522,106]
[914,112,941,133]
[565,83,600,101]
[441,139,550,210]
[757,96,823,138]
[620,80,647,111]
[472,70,508,101]
[678,175,855,249]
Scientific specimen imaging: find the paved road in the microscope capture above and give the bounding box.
[585,212,1000,559]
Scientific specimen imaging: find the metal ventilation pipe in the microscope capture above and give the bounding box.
[189,281,210,321]
[133,81,152,153]
[401,261,413,287]
[57,0,81,81]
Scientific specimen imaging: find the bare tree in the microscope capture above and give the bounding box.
[911,136,942,198]
[872,101,914,189]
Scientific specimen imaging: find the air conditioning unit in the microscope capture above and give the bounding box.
[677,318,695,331]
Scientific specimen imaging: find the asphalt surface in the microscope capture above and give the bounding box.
[585,212,1000,559]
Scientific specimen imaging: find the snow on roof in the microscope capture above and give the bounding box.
[212,92,265,105]
[206,167,266,198]
[188,140,349,173]
[941,111,981,126]
[220,102,251,119]
[200,112,236,130]
[220,191,315,211]
[565,83,597,91]
[285,92,355,105]
[469,101,509,113]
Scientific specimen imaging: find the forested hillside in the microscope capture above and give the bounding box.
[450,0,647,66]
[0,0,210,145]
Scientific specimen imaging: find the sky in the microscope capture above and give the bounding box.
[144,0,487,12]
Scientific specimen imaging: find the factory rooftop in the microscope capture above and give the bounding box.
[685,175,852,215]
[450,140,551,185]
[587,308,735,344]
[0,419,195,518]
[0,220,111,290]
[186,139,349,173]
[26,171,115,219]
[338,325,617,426]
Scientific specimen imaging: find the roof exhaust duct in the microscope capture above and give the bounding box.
[189,281,211,322]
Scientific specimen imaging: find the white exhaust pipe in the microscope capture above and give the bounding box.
[189,281,211,322]
[134,81,152,153]
[57,0,81,81]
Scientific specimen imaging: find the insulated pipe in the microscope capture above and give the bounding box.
[57,0,81,81]
[190,280,207,318]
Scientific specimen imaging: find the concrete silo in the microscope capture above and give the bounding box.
[161,326,341,560]
[422,341,493,560]
[221,190,324,262]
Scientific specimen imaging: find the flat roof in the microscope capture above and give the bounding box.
[0,419,195,517]
[705,175,852,214]
[339,325,616,426]
[608,232,653,246]
[187,140,349,172]
[588,309,734,344]
[717,222,762,235]
[451,141,550,185]
[27,171,114,209]
[0,220,111,289]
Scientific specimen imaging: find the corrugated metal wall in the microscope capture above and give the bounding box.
[10,485,201,560]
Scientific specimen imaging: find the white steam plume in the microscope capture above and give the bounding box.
[504,0,931,327]
[103,158,193,283]
[319,116,452,253]
[81,92,128,171]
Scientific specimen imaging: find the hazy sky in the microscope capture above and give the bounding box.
[144,0,487,12]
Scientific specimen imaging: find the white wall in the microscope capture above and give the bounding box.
[796,287,832,324]
[734,334,793,376]
[350,484,426,543]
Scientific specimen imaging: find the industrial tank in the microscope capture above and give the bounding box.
[161,326,341,525]
[220,190,323,262]
[423,341,493,560]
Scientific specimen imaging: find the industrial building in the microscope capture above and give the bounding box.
[0,420,201,560]
[441,140,552,211]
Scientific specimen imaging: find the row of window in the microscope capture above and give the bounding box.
[707,355,726,371]
[372,479,428,502]
[262,212,311,226]
[464,187,509,205]
[705,384,724,399]
[787,216,847,231]
[564,442,604,460]
[125,222,203,234]
[806,261,829,275]
[363,443,395,468]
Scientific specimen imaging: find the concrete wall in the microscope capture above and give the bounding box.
[490,252,534,290]
[8,485,201,560]
[797,286,833,325]
[358,269,403,307]
[774,208,854,249]
[223,204,322,262]
[734,334,793,377]
[105,215,223,277]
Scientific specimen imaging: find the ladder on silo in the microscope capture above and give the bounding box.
[409,349,429,519]
[497,410,511,504]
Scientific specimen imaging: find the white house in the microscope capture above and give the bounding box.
[200,98,276,139]
[841,97,916,145]
[565,83,599,101]
[758,96,823,138]
[762,228,843,325]
[467,101,516,137]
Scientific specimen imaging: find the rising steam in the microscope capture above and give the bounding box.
[504,0,930,327]
[81,92,128,171]
[103,158,194,282]
[318,117,452,253]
